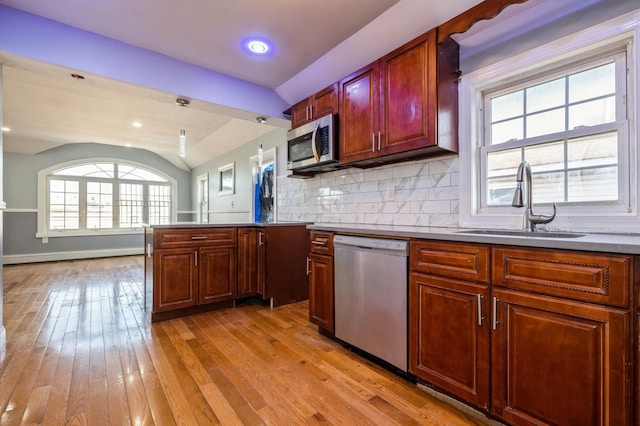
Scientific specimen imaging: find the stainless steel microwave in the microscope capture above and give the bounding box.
[287,114,338,172]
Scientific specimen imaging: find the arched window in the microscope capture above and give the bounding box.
[38,160,175,236]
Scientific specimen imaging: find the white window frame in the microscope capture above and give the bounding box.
[37,158,178,238]
[459,10,639,233]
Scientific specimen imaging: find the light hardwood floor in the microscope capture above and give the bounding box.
[1,256,484,425]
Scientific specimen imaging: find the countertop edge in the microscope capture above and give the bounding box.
[307,224,640,255]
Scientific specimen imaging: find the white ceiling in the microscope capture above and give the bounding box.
[0,0,512,170]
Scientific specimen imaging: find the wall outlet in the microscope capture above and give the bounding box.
[385,187,395,201]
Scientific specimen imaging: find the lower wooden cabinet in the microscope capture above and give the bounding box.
[154,247,198,312]
[308,231,334,333]
[308,252,334,332]
[237,228,259,298]
[199,245,237,304]
[409,272,490,409]
[408,239,634,426]
[491,288,631,426]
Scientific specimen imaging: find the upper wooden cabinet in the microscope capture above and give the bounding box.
[339,29,458,166]
[290,84,338,129]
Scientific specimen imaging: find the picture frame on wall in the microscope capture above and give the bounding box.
[218,162,235,195]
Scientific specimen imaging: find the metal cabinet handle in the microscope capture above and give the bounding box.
[306,257,310,275]
[377,131,382,150]
[195,250,198,266]
[259,232,264,246]
[191,236,207,240]
[372,133,376,152]
[492,297,499,330]
[477,294,483,326]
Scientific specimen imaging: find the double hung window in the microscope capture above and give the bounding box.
[459,12,638,232]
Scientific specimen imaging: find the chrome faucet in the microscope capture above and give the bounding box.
[511,161,556,232]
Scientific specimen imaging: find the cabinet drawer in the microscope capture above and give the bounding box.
[310,231,334,255]
[154,228,237,249]
[410,240,489,284]
[492,246,631,308]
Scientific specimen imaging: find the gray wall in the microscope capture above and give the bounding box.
[3,142,191,260]
[191,128,287,223]
[460,0,639,73]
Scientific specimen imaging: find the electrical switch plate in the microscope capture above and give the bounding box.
[386,187,395,201]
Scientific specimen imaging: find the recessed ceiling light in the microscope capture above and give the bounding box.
[132,121,142,128]
[1,126,10,132]
[244,38,272,55]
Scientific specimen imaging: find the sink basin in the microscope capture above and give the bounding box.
[455,229,585,238]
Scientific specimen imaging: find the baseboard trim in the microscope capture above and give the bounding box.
[3,248,143,265]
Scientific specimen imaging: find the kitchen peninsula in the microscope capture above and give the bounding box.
[144,223,309,322]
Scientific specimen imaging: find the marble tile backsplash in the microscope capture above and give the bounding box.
[277,155,460,227]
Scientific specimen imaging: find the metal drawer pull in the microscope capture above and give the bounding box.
[492,297,499,330]
[311,240,326,245]
[477,294,483,326]
[191,236,207,240]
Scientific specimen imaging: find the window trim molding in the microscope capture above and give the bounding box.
[37,158,178,238]
[459,9,639,233]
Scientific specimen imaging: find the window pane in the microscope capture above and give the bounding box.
[526,78,565,113]
[524,142,566,203]
[87,182,113,229]
[54,163,114,178]
[119,183,143,227]
[491,91,523,122]
[525,141,565,171]
[486,148,522,205]
[567,132,618,202]
[118,165,167,182]
[148,185,171,225]
[567,132,618,168]
[569,96,615,129]
[526,108,565,138]
[568,167,617,202]
[569,62,615,103]
[49,179,79,230]
[491,118,523,144]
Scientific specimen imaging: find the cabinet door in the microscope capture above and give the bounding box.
[409,272,490,409]
[339,62,379,163]
[491,288,631,426]
[290,98,311,128]
[198,246,237,304]
[312,84,338,119]
[237,228,259,298]
[381,31,435,155]
[153,248,198,312]
[308,253,334,332]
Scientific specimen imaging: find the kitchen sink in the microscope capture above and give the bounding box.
[455,229,585,238]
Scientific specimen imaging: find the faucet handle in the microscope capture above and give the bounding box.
[530,202,557,225]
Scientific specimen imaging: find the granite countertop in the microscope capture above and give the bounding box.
[307,223,640,255]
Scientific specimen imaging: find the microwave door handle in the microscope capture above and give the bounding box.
[311,124,320,162]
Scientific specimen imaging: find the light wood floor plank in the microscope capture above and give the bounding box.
[2,256,487,425]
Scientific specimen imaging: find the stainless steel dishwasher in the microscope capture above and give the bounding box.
[333,235,408,371]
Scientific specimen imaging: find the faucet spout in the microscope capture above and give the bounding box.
[512,161,557,232]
